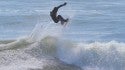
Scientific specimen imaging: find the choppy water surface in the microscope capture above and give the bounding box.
[0,0,125,70]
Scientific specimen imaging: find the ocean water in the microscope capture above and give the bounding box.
[0,0,125,70]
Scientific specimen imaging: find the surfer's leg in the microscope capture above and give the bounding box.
[57,15,68,22]
[57,15,68,25]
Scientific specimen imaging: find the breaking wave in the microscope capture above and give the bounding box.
[0,22,125,70]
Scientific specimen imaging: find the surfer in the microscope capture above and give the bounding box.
[50,2,68,25]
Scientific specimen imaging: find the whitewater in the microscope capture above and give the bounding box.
[0,0,125,70]
[0,21,125,70]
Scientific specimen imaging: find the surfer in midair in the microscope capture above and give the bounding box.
[50,2,68,25]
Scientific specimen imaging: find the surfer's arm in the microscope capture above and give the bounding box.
[56,2,67,9]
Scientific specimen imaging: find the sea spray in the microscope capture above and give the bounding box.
[57,41,125,70]
[29,21,63,42]
[0,33,125,70]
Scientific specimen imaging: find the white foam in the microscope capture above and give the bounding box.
[57,40,125,70]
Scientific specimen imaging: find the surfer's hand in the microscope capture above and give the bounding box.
[63,2,67,6]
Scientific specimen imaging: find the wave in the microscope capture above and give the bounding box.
[0,36,124,70]
[0,22,125,70]
[58,41,125,70]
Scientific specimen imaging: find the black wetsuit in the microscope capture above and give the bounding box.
[50,7,59,23]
